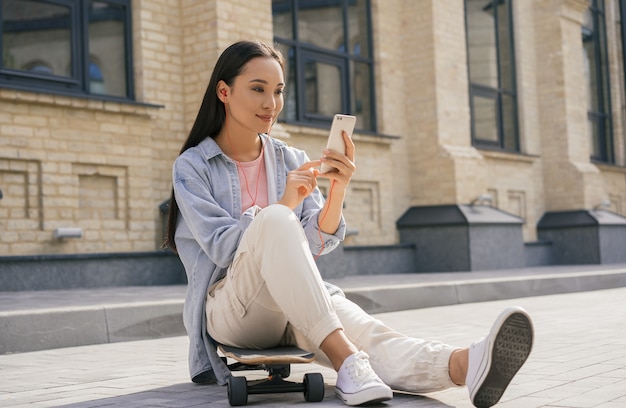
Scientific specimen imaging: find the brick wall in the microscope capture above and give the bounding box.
[1,0,625,256]
[0,92,158,254]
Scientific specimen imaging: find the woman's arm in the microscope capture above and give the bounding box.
[173,156,251,269]
[317,130,355,235]
[283,150,347,256]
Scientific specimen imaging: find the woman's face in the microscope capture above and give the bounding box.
[225,56,285,135]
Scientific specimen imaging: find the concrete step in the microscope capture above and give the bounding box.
[1,264,625,354]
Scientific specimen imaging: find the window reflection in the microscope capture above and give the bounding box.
[348,0,369,58]
[472,95,499,143]
[465,0,518,151]
[26,63,54,75]
[273,0,375,130]
[2,0,72,78]
[88,1,127,97]
[297,1,344,51]
[0,0,132,99]
[583,0,613,163]
[351,61,371,129]
[466,0,498,88]
[272,0,293,39]
[304,59,341,116]
[89,61,105,94]
[275,43,297,121]
[617,0,625,104]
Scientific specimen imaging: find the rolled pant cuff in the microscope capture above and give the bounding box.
[435,346,462,390]
[307,315,344,348]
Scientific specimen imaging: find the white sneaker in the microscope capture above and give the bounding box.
[467,306,534,408]
[335,351,393,406]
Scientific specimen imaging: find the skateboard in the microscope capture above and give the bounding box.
[219,344,325,406]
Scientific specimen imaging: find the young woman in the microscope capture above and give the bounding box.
[165,40,534,407]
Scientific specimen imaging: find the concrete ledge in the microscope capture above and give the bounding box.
[0,301,185,354]
[1,265,625,354]
[0,307,109,354]
[344,268,626,313]
[106,301,184,343]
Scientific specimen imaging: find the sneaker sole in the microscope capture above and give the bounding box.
[335,387,393,406]
[471,308,534,408]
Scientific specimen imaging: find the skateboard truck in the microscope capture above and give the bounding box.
[219,345,325,406]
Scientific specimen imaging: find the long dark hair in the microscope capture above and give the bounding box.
[163,41,285,252]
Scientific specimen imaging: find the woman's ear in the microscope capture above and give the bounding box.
[217,81,228,103]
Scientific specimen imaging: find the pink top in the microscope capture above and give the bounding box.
[237,148,268,212]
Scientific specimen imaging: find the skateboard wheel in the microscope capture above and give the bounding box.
[227,376,248,406]
[303,372,324,402]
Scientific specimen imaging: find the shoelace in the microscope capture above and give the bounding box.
[349,352,377,387]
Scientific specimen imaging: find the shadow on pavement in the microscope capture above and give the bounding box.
[53,382,455,407]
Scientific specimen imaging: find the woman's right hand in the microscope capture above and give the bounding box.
[277,160,321,210]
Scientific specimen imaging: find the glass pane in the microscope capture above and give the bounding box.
[348,0,369,57]
[496,0,514,90]
[466,0,498,88]
[304,58,341,116]
[2,0,72,77]
[297,0,344,51]
[589,115,601,159]
[618,0,625,102]
[88,1,127,97]
[272,0,293,39]
[501,94,517,151]
[351,61,371,130]
[472,94,499,143]
[584,3,613,162]
[597,11,611,112]
[588,113,611,161]
[583,43,599,111]
[276,43,297,122]
[602,116,612,162]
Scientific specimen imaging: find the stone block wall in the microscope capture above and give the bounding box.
[1,0,625,268]
[0,92,159,254]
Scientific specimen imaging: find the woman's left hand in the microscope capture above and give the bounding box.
[319,130,356,190]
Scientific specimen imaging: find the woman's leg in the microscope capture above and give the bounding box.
[206,204,343,349]
[289,294,459,393]
[289,296,534,408]
[208,204,393,406]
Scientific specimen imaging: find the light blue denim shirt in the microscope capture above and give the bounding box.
[173,134,346,385]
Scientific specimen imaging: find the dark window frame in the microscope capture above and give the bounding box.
[465,0,520,153]
[585,0,614,164]
[0,0,134,101]
[619,0,626,141]
[272,0,376,132]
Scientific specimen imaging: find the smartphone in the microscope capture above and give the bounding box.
[320,114,356,173]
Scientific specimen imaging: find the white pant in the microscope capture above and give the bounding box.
[206,204,458,392]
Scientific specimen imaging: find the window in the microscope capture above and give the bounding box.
[618,0,626,129]
[272,0,375,131]
[0,0,133,100]
[583,0,613,163]
[465,0,519,152]
[613,0,626,165]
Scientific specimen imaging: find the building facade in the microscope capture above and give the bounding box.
[1,0,625,273]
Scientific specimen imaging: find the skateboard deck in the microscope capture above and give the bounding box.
[219,345,316,366]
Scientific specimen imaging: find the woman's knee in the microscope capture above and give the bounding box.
[260,203,294,219]
[255,204,303,235]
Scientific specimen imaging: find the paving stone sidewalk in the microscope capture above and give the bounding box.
[1,287,625,407]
